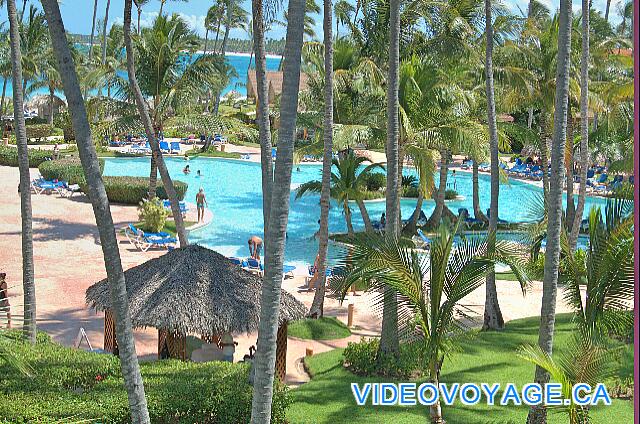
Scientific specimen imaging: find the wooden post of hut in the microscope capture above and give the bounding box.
[275,322,288,382]
[103,308,118,355]
[158,329,186,360]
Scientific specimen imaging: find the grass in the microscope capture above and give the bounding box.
[187,149,241,159]
[495,271,519,281]
[288,314,634,423]
[288,318,352,341]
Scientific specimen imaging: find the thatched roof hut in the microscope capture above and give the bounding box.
[26,94,66,121]
[86,245,306,336]
[246,70,309,105]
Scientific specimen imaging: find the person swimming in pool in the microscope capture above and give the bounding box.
[196,170,201,178]
[196,188,207,222]
[183,164,191,174]
[248,236,263,261]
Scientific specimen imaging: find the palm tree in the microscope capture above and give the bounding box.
[133,0,150,35]
[482,0,503,330]
[568,0,590,251]
[251,0,274,240]
[88,0,98,59]
[380,0,401,361]
[308,0,334,318]
[41,1,151,421]
[0,25,11,118]
[527,0,573,421]
[123,0,189,247]
[158,0,187,17]
[333,0,354,39]
[4,0,36,344]
[333,225,529,423]
[296,153,383,235]
[250,0,306,420]
[101,0,111,66]
[203,5,220,55]
[30,51,63,125]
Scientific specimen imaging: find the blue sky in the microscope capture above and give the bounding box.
[0,0,624,41]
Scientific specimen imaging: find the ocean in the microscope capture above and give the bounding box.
[1,52,282,102]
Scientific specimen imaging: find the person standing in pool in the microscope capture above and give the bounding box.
[183,164,191,174]
[196,170,201,178]
[196,188,207,222]
[248,236,263,260]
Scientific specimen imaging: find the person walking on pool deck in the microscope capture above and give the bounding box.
[248,236,263,261]
[196,188,208,222]
[0,273,11,328]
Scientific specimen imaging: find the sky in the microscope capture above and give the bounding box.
[0,0,626,42]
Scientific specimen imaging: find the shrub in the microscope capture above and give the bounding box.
[80,176,188,205]
[25,124,55,142]
[0,330,291,423]
[38,157,105,185]
[401,175,417,188]
[138,198,169,233]
[342,337,420,379]
[0,145,53,167]
[403,186,419,198]
[444,189,458,200]
[364,172,386,192]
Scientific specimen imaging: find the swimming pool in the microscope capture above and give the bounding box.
[103,157,605,265]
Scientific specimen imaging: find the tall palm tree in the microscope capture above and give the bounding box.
[568,0,590,251]
[41,1,151,421]
[527,0,572,421]
[333,225,528,423]
[333,0,354,39]
[88,0,98,60]
[30,50,63,125]
[0,25,11,118]
[134,0,150,35]
[482,0,503,330]
[122,0,189,247]
[250,0,306,420]
[251,0,274,240]
[5,0,36,344]
[101,0,111,66]
[203,4,220,55]
[308,0,334,317]
[296,153,383,235]
[379,0,401,360]
[158,0,187,17]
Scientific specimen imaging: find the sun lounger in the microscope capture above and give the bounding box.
[32,179,67,195]
[162,199,188,218]
[416,229,431,248]
[283,265,296,279]
[170,142,181,153]
[479,163,490,172]
[229,257,248,267]
[246,258,264,276]
[126,224,175,250]
[461,160,472,170]
[271,148,277,159]
[159,141,170,153]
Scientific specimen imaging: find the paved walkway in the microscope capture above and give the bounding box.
[0,163,574,385]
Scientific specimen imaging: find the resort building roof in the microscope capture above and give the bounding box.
[246,70,309,105]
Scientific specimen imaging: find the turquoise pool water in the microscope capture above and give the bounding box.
[103,157,605,265]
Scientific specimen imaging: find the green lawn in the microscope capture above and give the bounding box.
[288,318,352,341]
[187,150,241,159]
[288,314,634,423]
[132,220,196,237]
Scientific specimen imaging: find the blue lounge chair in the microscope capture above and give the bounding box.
[33,179,67,195]
[170,142,181,153]
[125,224,174,250]
[162,200,188,217]
[229,257,249,267]
[159,141,170,153]
[247,258,264,275]
[283,264,296,279]
[271,148,277,159]
[461,160,472,170]
[586,169,595,179]
[479,163,490,172]
[416,229,431,248]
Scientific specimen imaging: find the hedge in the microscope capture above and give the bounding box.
[0,330,291,423]
[80,176,188,205]
[38,157,105,185]
[0,145,53,167]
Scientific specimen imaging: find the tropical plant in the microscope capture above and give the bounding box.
[138,197,169,233]
[4,0,36,344]
[332,224,529,423]
[250,0,306,420]
[295,153,384,235]
[41,0,151,421]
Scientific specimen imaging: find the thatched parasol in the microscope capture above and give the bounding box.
[86,245,306,336]
[26,94,66,109]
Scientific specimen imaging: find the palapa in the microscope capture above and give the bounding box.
[86,245,306,336]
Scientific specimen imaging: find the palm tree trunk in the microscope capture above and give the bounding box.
[123,0,188,247]
[7,0,36,344]
[101,0,111,66]
[604,0,611,21]
[137,4,142,34]
[472,160,487,222]
[343,199,354,235]
[213,3,233,115]
[309,0,333,318]
[48,86,54,125]
[1,76,8,118]
[565,102,575,229]
[527,0,572,420]
[214,20,222,53]
[482,0,504,331]
[89,0,98,60]
[426,150,448,229]
[569,0,590,252]
[404,190,424,234]
[247,44,254,73]
[250,0,305,420]
[158,0,165,17]
[203,28,209,55]
[252,0,273,239]
[41,1,150,421]
[19,0,26,21]
[356,199,374,232]
[539,112,550,199]
[527,107,534,128]
[379,0,400,361]
[148,151,158,199]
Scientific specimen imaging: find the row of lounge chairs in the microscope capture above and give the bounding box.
[585,172,633,194]
[127,141,182,155]
[228,256,296,278]
[124,224,177,251]
[162,200,188,218]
